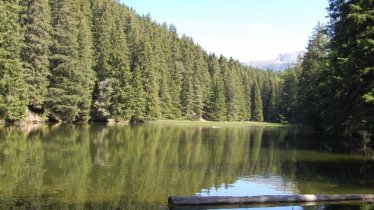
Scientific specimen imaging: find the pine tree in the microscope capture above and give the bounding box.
[48,0,94,122]
[139,34,160,120]
[192,47,209,119]
[125,9,147,122]
[48,0,79,122]
[21,0,51,112]
[168,25,183,118]
[220,56,238,121]
[268,77,280,122]
[230,59,246,120]
[92,0,131,121]
[209,77,227,121]
[130,66,146,122]
[206,54,226,121]
[76,0,96,122]
[241,72,252,121]
[279,66,299,123]
[327,0,374,132]
[156,27,174,119]
[251,81,264,122]
[180,37,196,119]
[0,0,28,122]
[297,23,328,126]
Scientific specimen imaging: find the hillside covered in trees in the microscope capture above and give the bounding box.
[0,0,372,136]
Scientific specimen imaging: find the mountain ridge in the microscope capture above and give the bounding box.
[244,51,303,71]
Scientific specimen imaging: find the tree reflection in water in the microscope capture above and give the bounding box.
[0,123,372,209]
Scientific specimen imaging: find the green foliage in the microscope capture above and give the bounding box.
[206,55,227,121]
[0,0,296,124]
[21,0,51,111]
[47,0,95,122]
[276,0,374,136]
[138,36,161,120]
[221,56,238,121]
[326,0,374,133]
[251,82,264,122]
[0,0,28,122]
[297,23,329,127]
[278,66,299,123]
[92,0,131,122]
[76,0,96,122]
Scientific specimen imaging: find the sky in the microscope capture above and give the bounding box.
[121,0,329,62]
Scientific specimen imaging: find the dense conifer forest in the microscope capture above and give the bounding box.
[0,0,372,136]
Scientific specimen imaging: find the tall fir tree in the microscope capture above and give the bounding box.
[125,9,147,122]
[48,0,94,122]
[180,37,196,119]
[154,26,173,119]
[297,23,329,126]
[279,66,300,123]
[168,25,183,118]
[327,0,374,132]
[251,81,264,122]
[241,72,252,121]
[0,0,28,122]
[192,47,209,119]
[92,0,131,121]
[220,56,238,121]
[230,59,246,120]
[21,0,51,112]
[139,34,161,120]
[268,77,280,122]
[207,54,226,121]
[75,0,96,122]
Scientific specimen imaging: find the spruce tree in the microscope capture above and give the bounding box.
[180,37,196,119]
[155,28,173,119]
[327,0,374,132]
[125,9,147,122]
[251,82,264,122]
[279,66,299,123]
[75,0,96,122]
[48,0,79,122]
[92,0,131,121]
[130,66,146,122]
[48,0,94,122]
[268,77,280,122]
[220,56,238,121]
[192,47,208,120]
[0,0,28,122]
[207,54,226,121]
[297,24,328,126]
[230,59,246,120]
[21,0,51,112]
[241,72,252,121]
[139,35,161,120]
[168,25,183,118]
[209,77,227,121]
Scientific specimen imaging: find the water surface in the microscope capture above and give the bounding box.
[0,122,373,209]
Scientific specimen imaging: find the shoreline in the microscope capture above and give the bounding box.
[0,119,295,128]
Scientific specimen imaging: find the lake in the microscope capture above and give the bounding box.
[0,121,373,209]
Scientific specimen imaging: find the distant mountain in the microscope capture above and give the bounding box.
[245,51,303,71]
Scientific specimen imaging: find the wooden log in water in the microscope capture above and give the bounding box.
[168,194,374,206]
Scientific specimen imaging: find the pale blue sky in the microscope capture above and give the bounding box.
[121,0,328,61]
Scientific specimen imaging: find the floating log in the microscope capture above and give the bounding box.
[168,194,374,206]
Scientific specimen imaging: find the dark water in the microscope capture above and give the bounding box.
[0,122,373,209]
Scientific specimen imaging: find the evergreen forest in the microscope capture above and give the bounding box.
[0,0,372,136]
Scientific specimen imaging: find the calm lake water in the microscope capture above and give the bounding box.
[0,122,373,210]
